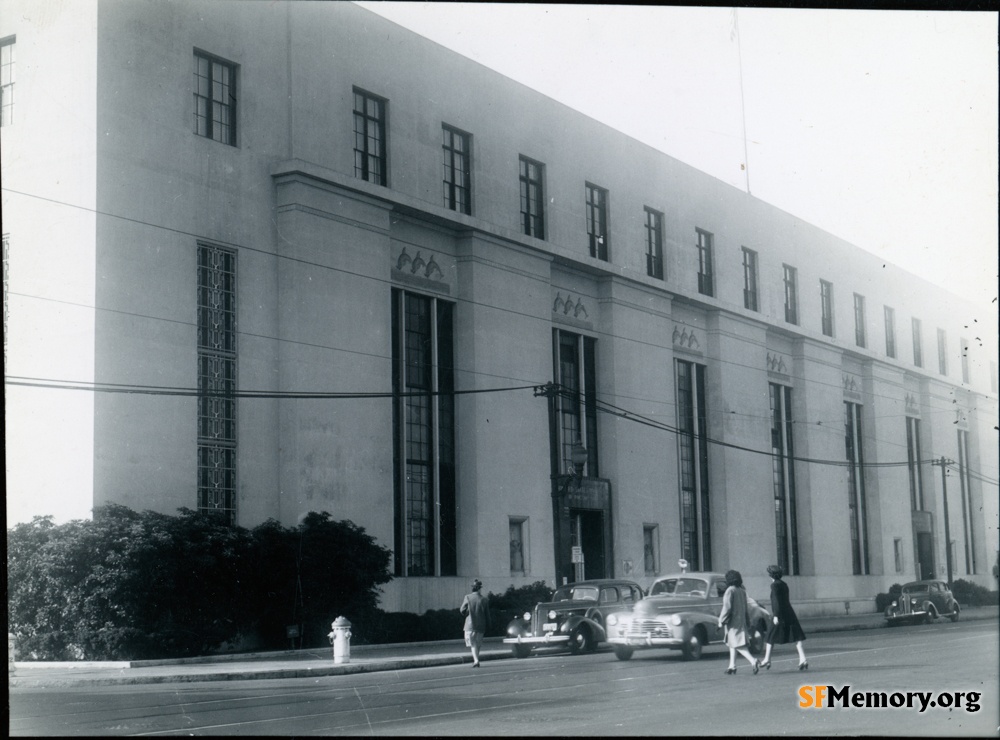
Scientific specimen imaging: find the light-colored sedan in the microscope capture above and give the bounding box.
[605,571,771,661]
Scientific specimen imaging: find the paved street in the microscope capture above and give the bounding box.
[10,620,997,736]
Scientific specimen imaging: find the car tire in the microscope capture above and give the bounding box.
[613,645,634,661]
[922,604,935,624]
[681,629,704,661]
[949,604,960,623]
[568,625,593,654]
[511,644,532,659]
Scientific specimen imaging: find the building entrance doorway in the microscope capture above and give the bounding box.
[571,508,606,581]
[551,478,613,585]
[916,531,935,580]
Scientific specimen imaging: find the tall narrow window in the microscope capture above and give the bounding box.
[853,293,866,348]
[197,244,237,523]
[742,247,758,311]
[884,306,896,358]
[676,359,711,571]
[643,524,659,576]
[442,125,471,215]
[905,416,923,511]
[783,265,798,324]
[553,330,598,477]
[1,37,14,127]
[844,401,870,575]
[509,518,526,575]
[696,229,714,297]
[391,290,456,577]
[645,207,664,279]
[519,156,545,239]
[586,183,609,261]
[194,50,236,145]
[770,384,799,575]
[912,318,923,367]
[820,280,834,337]
[960,338,970,384]
[937,328,947,375]
[956,430,976,574]
[353,88,387,186]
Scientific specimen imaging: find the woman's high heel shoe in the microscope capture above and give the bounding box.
[725,667,736,675]
[752,660,760,675]
[798,661,809,671]
[759,659,771,670]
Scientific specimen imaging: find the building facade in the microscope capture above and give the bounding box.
[3,1,997,612]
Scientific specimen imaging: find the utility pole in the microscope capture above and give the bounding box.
[938,457,953,585]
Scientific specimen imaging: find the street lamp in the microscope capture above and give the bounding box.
[570,440,588,481]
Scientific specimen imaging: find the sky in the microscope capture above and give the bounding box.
[357,2,999,318]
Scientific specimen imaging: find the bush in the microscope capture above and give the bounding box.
[486,581,554,637]
[875,583,903,612]
[950,579,999,607]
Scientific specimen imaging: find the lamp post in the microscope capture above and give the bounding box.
[569,440,588,582]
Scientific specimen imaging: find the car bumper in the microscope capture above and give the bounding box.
[503,634,570,645]
[607,635,683,649]
[886,610,927,621]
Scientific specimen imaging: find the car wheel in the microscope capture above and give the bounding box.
[922,604,935,624]
[511,644,532,659]
[949,604,960,623]
[568,625,593,654]
[613,645,634,661]
[681,629,704,661]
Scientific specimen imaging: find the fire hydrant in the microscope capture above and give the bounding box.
[328,616,352,664]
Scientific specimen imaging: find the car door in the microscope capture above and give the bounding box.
[708,579,727,641]
[929,582,948,614]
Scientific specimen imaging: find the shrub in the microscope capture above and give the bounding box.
[875,583,903,612]
[486,581,554,637]
[950,578,998,607]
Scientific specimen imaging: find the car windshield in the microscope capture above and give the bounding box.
[649,579,677,596]
[553,586,599,602]
[902,584,929,594]
[662,578,709,597]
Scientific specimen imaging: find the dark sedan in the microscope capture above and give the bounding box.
[884,580,960,625]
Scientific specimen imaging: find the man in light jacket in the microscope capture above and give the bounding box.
[460,579,491,667]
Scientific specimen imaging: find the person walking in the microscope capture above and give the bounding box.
[760,564,808,671]
[718,569,760,676]
[460,579,491,667]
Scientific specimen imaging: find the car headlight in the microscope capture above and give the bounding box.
[523,612,531,621]
[548,610,558,620]
[890,600,897,608]
[669,614,682,626]
[607,614,618,626]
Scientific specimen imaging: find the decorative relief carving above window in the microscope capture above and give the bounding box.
[552,292,588,319]
[672,326,701,351]
[905,393,920,416]
[842,373,861,399]
[767,352,789,375]
[393,247,449,293]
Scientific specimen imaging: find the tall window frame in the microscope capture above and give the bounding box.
[586,183,609,261]
[676,359,711,571]
[645,207,664,280]
[770,383,799,575]
[441,124,471,215]
[912,318,923,367]
[643,524,659,576]
[197,243,238,524]
[853,293,866,348]
[783,264,798,325]
[696,229,714,297]
[820,280,834,337]
[742,247,758,311]
[391,289,457,577]
[353,87,387,186]
[844,401,870,575]
[519,156,545,239]
[553,330,599,477]
[509,517,527,575]
[1,37,14,127]
[884,306,896,358]
[937,328,948,376]
[956,430,976,575]
[194,50,237,146]
[905,416,923,511]
[960,338,970,384]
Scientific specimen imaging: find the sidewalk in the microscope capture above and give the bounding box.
[9,606,997,688]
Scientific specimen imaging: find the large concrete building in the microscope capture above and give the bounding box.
[4,1,997,612]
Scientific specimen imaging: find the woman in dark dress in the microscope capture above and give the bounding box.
[760,564,808,671]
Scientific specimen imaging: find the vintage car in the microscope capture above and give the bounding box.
[503,579,644,658]
[604,571,771,661]
[884,580,960,625]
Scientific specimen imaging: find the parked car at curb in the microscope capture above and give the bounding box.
[502,579,644,658]
[604,571,771,661]
[884,580,960,625]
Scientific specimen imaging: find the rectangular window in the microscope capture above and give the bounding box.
[905,416,923,511]
[783,265,798,324]
[853,293,866,348]
[643,524,659,576]
[442,125,471,215]
[519,156,545,239]
[742,248,758,311]
[957,430,976,574]
[884,306,896,358]
[552,330,599,477]
[1,37,14,127]
[912,318,923,367]
[586,183,609,261]
[844,401,870,575]
[194,50,236,145]
[391,290,456,577]
[894,538,904,573]
[937,328,947,375]
[197,244,238,523]
[770,384,799,575]
[696,229,714,297]
[645,207,664,280]
[960,337,970,384]
[509,517,526,575]
[676,359,711,571]
[353,88,387,186]
[820,280,834,337]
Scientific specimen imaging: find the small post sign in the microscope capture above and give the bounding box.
[571,546,583,564]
